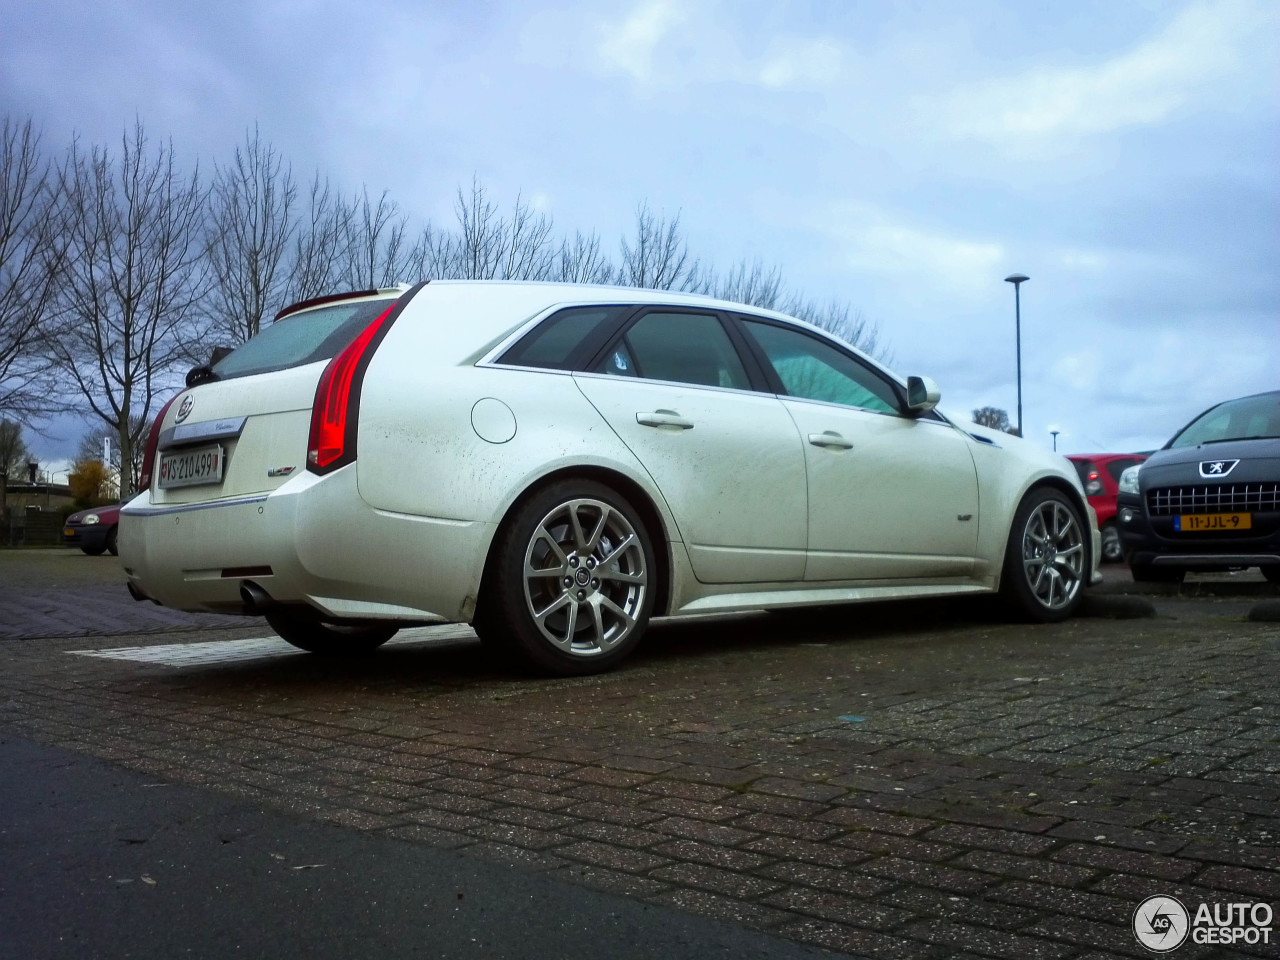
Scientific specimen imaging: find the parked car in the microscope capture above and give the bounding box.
[1116,389,1279,583]
[1067,453,1148,563]
[62,503,122,556]
[120,281,1100,674]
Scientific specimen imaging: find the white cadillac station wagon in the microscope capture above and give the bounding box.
[120,281,1100,675]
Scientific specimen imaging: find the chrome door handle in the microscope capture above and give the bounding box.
[808,431,852,450]
[637,410,694,430]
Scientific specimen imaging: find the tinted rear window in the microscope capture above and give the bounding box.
[498,306,625,370]
[211,298,398,381]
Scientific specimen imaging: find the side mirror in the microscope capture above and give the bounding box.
[906,376,941,414]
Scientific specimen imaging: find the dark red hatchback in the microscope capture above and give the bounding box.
[62,502,122,556]
[1067,454,1148,562]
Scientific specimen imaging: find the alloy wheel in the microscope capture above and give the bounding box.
[1020,499,1085,610]
[522,497,648,657]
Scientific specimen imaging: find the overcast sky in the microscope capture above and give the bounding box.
[4,0,1278,468]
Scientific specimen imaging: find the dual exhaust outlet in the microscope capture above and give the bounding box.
[127,578,278,615]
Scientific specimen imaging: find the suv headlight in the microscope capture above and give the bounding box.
[1117,465,1142,496]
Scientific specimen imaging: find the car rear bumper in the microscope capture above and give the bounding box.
[118,467,495,622]
[1115,494,1280,570]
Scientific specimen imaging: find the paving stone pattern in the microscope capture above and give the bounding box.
[2,599,1278,959]
[0,584,260,639]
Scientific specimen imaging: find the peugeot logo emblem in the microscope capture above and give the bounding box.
[1198,459,1239,479]
[174,395,194,424]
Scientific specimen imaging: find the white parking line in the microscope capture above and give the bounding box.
[69,624,478,667]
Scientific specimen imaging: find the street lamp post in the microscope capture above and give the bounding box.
[1050,429,1060,452]
[1004,274,1029,437]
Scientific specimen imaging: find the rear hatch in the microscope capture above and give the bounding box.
[147,291,404,506]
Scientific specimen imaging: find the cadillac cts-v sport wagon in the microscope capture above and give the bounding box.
[120,281,1100,674]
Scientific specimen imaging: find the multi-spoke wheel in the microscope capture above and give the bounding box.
[1100,522,1122,563]
[1002,488,1087,621]
[477,480,655,675]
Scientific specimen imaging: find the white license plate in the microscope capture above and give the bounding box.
[158,444,224,489]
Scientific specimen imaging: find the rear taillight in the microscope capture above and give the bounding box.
[138,394,181,493]
[307,301,401,474]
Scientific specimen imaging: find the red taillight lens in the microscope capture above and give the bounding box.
[138,394,181,493]
[307,302,399,474]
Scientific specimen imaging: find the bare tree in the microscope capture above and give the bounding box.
[556,230,615,284]
[49,122,209,497]
[688,258,784,309]
[617,202,696,291]
[409,179,559,282]
[500,193,556,281]
[0,116,64,425]
[205,126,296,343]
[284,174,350,304]
[339,187,409,289]
[451,177,505,279]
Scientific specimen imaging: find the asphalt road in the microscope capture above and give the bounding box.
[0,733,836,960]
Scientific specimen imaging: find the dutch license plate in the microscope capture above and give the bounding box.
[158,444,224,489]
[1174,513,1252,532]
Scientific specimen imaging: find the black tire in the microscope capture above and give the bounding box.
[1100,522,1122,564]
[81,544,106,556]
[1130,564,1185,584]
[105,526,118,557]
[1260,565,1279,584]
[265,610,398,656]
[475,479,656,676]
[1001,487,1088,622]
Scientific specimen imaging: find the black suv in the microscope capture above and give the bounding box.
[1116,389,1279,583]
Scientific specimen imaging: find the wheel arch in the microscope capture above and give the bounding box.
[477,465,675,619]
[993,475,1094,590]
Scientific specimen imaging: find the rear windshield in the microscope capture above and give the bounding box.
[211,298,398,381]
[1168,392,1280,448]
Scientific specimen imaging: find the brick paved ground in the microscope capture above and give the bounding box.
[2,552,1278,959]
[0,548,260,638]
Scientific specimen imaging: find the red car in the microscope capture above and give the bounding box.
[62,502,122,556]
[1067,454,1148,562]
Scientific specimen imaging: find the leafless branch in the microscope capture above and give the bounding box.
[0,116,65,425]
[48,121,209,495]
[205,125,296,343]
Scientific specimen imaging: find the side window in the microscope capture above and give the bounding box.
[602,341,638,377]
[742,320,900,414]
[497,306,623,370]
[594,312,750,390]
